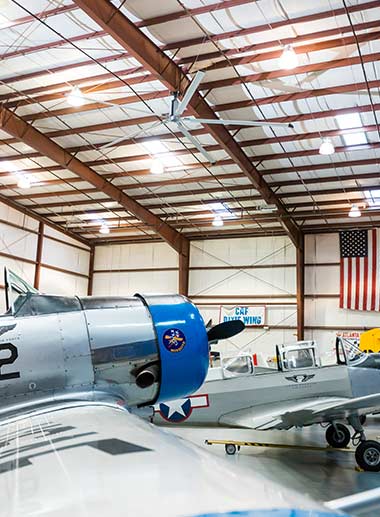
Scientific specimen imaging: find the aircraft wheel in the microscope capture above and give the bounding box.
[355,440,380,471]
[225,443,237,455]
[325,423,351,448]
[360,415,367,426]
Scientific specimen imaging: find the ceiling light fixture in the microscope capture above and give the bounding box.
[150,159,165,175]
[319,137,335,155]
[66,86,85,107]
[99,223,110,234]
[279,45,298,70]
[348,204,361,218]
[17,174,31,189]
[212,215,224,227]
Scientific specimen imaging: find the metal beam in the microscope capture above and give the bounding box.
[0,105,187,254]
[178,240,190,296]
[87,245,95,295]
[33,221,44,289]
[72,0,301,248]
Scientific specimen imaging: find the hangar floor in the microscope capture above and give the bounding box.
[169,418,380,516]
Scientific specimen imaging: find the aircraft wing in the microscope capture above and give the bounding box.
[0,402,331,517]
[220,393,380,430]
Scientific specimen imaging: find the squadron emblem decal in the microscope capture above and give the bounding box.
[0,324,16,337]
[163,328,186,353]
[285,374,315,384]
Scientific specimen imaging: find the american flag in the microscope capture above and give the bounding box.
[340,229,380,311]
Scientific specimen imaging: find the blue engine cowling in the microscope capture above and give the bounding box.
[136,294,209,403]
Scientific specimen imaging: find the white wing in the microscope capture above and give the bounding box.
[220,393,380,430]
[0,402,326,517]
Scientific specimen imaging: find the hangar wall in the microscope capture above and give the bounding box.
[0,202,91,311]
[305,233,380,358]
[92,235,298,360]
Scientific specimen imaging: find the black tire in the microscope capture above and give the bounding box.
[355,440,380,472]
[225,443,237,455]
[360,415,367,426]
[325,423,351,448]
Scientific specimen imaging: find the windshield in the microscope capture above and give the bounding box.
[4,268,38,313]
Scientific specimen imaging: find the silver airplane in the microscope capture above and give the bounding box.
[0,269,349,517]
[152,340,380,472]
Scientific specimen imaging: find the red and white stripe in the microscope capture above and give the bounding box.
[340,229,380,311]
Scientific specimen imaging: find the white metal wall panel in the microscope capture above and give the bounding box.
[189,268,296,297]
[305,265,340,295]
[0,222,37,261]
[190,236,295,267]
[39,267,88,296]
[94,242,178,270]
[0,204,38,232]
[42,238,90,276]
[43,226,90,251]
[92,270,178,296]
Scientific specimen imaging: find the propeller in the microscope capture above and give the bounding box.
[207,320,245,343]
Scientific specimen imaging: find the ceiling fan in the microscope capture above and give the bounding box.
[99,71,294,163]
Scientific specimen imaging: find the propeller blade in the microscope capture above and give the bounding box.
[176,71,205,117]
[182,117,294,129]
[177,121,216,164]
[207,320,245,343]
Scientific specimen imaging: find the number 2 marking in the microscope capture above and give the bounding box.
[0,343,20,380]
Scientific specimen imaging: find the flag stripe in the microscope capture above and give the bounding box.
[340,259,344,308]
[363,256,368,311]
[347,257,352,309]
[355,258,360,310]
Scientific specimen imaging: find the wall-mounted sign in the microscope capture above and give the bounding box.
[219,306,266,327]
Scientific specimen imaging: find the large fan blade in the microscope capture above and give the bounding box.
[207,320,245,343]
[177,121,216,164]
[183,116,294,129]
[99,120,164,151]
[175,71,205,117]
[99,133,132,150]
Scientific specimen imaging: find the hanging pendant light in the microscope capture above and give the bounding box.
[17,174,31,189]
[348,204,361,218]
[99,223,110,234]
[150,159,165,175]
[319,137,335,155]
[279,45,298,70]
[212,215,224,227]
[67,86,85,107]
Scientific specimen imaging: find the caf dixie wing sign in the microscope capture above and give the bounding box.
[219,306,266,327]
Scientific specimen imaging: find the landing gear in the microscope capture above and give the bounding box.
[224,443,240,455]
[325,423,351,448]
[346,414,380,471]
[225,443,237,455]
[360,415,367,426]
[355,441,380,472]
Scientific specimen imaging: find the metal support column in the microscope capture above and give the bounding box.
[296,233,305,340]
